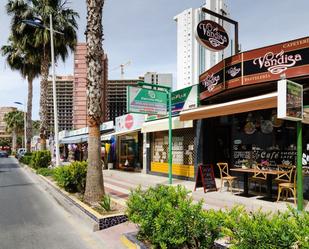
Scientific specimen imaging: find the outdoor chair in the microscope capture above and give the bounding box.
[276,169,296,205]
[216,162,239,192]
[249,164,267,193]
[273,165,294,184]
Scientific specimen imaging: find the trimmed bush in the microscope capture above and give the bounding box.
[30,150,51,169]
[223,206,309,249]
[53,161,87,193]
[126,185,224,249]
[20,154,32,165]
[36,167,54,177]
[127,185,309,249]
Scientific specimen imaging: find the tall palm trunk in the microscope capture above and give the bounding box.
[39,51,49,150]
[84,0,105,204]
[26,76,33,152]
[12,129,17,153]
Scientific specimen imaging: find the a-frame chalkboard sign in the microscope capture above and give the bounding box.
[194,164,217,193]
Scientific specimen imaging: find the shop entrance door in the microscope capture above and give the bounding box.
[203,118,231,178]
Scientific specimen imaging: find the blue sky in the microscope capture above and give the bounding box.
[0,0,309,120]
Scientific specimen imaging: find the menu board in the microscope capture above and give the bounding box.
[194,164,217,193]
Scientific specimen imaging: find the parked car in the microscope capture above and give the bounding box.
[0,150,9,158]
[16,148,26,160]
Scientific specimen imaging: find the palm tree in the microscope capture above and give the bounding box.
[6,0,78,150]
[84,0,105,204]
[1,35,41,153]
[4,110,24,153]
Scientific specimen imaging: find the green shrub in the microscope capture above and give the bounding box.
[100,194,112,212]
[222,206,309,249]
[20,155,32,165]
[30,150,51,169]
[126,185,223,249]
[53,161,87,193]
[36,167,54,177]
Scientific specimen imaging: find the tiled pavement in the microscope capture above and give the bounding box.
[103,169,309,212]
[97,169,309,248]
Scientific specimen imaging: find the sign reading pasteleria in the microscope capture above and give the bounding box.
[199,36,309,101]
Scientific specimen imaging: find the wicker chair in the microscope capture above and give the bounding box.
[276,169,296,205]
[217,162,239,192]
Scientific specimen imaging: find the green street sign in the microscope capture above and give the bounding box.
[127,86,167,115]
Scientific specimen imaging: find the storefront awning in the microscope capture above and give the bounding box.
[101,132,114,141]
[59,134,88,144]
[141,116,193,133]
[100,128,141,141]
[180,92,278,121]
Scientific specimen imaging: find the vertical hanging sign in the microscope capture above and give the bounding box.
[277,79,303,121]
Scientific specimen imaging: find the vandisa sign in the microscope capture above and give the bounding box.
[196,20,229,51]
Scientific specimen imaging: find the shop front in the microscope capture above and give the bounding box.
[142,85,199,179]
[59,121,114,162]
[113,113,145,171]
[142,116,195,179]
[180,36,309,197]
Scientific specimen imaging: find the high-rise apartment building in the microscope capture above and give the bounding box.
[47,76,74,135]
[174,0,229,90]
[105,77,144,122]
[0,107,17,138]
[144,72,173,89]
[73,43,108,129]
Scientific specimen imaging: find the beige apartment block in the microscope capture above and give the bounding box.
[0,107,17,138]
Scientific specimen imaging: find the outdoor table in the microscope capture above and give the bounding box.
[230,168,287,200]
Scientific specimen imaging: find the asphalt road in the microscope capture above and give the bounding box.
[0,157,107,249]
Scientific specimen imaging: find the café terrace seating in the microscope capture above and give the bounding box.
[217,162,239,192]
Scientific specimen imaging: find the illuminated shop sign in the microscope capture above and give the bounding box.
[200,36,309,101]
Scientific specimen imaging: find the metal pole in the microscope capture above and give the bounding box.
[201,7,239,55]
[24,109,26,149]
[297,121,303,211]
[50,14,60,166]
[168,89,172,184]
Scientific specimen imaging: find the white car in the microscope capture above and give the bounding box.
[16,148,26,159]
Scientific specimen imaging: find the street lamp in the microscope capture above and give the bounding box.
[14,101,26,150]
[23,15,63,166]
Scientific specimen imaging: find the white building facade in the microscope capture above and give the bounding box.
[144,72,173,89]
[174,0,230,90]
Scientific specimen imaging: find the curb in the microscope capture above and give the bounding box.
[120,232,230,249]
[120,232,148,249]
[22,164,128,230]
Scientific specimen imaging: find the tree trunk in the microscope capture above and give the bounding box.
[84,0,105,204]
[12,129,17,153]
[84,125,104,203]
[39,51,49,150]
[26,76,33,153]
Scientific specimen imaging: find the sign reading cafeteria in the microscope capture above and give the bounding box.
[195,20,229,51]
[127,86,167,115]
[200,36,309,100]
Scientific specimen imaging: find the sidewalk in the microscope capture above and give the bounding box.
[102,169,309,212]
[97,169,308,248]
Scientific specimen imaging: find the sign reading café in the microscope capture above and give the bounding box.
[199,36,309,100]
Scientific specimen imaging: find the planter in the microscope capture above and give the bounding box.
[108,163,113,170]
[22,164,128,230]
[121,232,230,249]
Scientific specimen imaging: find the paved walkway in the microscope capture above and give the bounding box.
[103,169,309,212]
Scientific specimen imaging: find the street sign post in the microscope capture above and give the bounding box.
[127,86,167,115]
[128,82,173,184]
